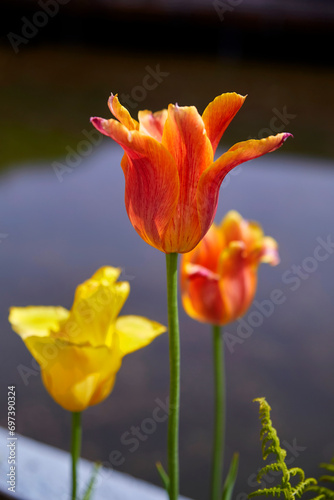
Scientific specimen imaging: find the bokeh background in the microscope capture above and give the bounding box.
[1,1,334,499]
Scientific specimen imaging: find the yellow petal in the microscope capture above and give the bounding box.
[115,315,166,356]
[73,266,122,302]
[24,336,122,412]
[219,210,246,245]
[72,267,125,314]
[108,93,139,130]
[249,236,280,266]
[67,273,130,347]
[8,306,70,340]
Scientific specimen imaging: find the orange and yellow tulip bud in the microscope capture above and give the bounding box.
[9,267,166,412]
[180,211,279,326]
[91,93,291,254]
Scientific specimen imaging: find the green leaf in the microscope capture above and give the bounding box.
[222,453,239,500]
[81,462,101,500]
[156,461,170,492]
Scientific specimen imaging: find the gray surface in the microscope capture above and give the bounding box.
[0,427,191,500]
[1,144,334,499]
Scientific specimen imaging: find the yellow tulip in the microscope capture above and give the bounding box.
[9,267,166,412]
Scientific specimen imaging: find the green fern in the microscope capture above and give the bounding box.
[248,397,318,500]
[306,457,334,500]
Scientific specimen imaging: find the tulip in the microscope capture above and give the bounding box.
[9,267,166,499]
[9,266,166,412]
[91,93,291,254]
[180,210,279,500]
[91,93,291,500]
[180,210,280,326]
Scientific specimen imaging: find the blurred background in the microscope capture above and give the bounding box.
[1,1,334,499]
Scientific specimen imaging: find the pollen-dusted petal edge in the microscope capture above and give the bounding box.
[8,266,166,412]
[91,93,292,253]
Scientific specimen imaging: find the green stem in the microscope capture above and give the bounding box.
[71,411,82,500]
[211,325,225,500]
[165,252,180,500]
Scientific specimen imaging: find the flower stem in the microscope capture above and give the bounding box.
[71,411,82,500]
[165,252,180,500]
[211,325,225,500]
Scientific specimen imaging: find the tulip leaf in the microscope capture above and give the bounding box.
[81,462,101,500]
[156,461,170,492]
[222,453,239,500]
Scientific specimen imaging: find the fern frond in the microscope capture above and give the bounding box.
[248,397,318,500]
[291,477,317,498]
[319,462,334,473]
[257,462,285,482]
[307,485,334,500]
[306,457,334,498]
[288,467,305,482]
[319,475,334,483]
[249,486,285,498]
[320,458,334,465]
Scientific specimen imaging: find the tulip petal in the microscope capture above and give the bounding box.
[108,94,139,131]
[138,109,168,141]
[115,315,166,356]
[9,306,70,339]
[25,337,122,412]
[219,212,279,266]
[197,133,293,237]
[219,210,262,250]
[92,118,180,251]
[219,210,246,244]
[181,270,224,325]
[202,93,247,154]
[68,274,130,347]
[181,223,223,275]
[73,266,122,303]
[183,262,220,282]
[161,104,214,251]
[249,236,280,266]
[219,243,257,320]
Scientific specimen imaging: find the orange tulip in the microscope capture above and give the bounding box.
[91,93,291,253]
[180,211,279,325]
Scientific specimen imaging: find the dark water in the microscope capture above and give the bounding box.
[1,142,334,499]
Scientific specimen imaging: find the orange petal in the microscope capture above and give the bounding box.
[108,94,139,130]
[138,109,168,141]
[90,116,114,137]
[197,133,292,238]
[93,118,180,251]
[202,93,246,154]
[219,243,257,321]
[182,222,223,274]
[181,266,224,325]
[161,104,213,251]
